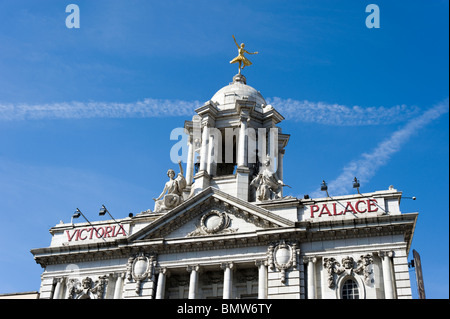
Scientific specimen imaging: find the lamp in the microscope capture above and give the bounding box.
[72,208,92,225]
[99,204,128,236]
[99,205,107,216]
[353,177,361,194]
[98,204,118,223]
[321,180,330,197]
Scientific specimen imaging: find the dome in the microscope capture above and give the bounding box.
[210,74,266,109]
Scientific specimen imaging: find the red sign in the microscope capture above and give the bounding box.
[66,225,127,242]
[309,199,378,218]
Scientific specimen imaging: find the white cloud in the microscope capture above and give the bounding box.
[0,98,202,121]
[309,98,449,197]
[1,97,422,126]
[267,97,421,125]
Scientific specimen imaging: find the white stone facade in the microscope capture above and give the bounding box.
[31,74,417,299]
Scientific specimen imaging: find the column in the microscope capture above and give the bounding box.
[113,273,124,299]
[187,265,200,299]
[155,268,169,299]
[186,135,194,186]
[304,256,317,299]
[380,251,395,299]
[221,262,234,299]
[277,149,285,197]
[52,278,63,299]
[255,260,268,299]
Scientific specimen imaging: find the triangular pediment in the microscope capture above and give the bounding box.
[128,187,294,242]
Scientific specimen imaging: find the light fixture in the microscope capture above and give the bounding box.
[353,177,361,194]
[99,204,128,236]
[72,208,81,219]
[72,208,92,225]
[98,204,118,223]
[403,196,417,200]
[99,205,107,216]
[321,180,330,197]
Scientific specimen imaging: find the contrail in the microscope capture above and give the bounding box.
[268,97,420,125]
[309,98,449,197]
[0,98,201,121]
[1,97,420,126]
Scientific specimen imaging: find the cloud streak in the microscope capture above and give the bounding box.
[268,97,421,125]
[309,98,449,197]
[0,98,202,121]
[1,97,421,126]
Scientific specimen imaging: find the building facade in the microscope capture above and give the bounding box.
[31,73,417,299]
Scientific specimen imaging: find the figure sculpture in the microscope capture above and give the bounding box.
[153,160,186,213]
[230,35,258,74]
[250,158,285,201]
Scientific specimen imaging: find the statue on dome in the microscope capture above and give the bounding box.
[250,158,286,201]
[153,160,186,213]
[230,35,258,74]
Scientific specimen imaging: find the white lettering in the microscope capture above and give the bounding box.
[366,4,380,29]
[65,4,80,29]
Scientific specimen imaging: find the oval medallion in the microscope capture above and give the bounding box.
[275,246,291,266]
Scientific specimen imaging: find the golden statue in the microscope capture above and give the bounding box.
[230,35,258,74]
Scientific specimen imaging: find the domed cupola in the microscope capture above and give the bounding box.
[210,74,266,111]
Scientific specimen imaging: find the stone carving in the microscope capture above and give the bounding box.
[153,160,186,213]
[323,257,340,289]
[250,158,284,201]
[126,252,155,295]
[187,210,236,237]
[268,240,298,284]
[323,254,374,289]
[355,254,374,285]
[67,276,108,299]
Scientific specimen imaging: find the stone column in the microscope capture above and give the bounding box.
[155,268,169,299]
[187,265,200,299]
[221,262,234,299]
[277,149,285,197]
[255,260,268,299]
[379,251,395,299]
[53,278,64,299]
[113,273,124,299]
[304,256,317,299]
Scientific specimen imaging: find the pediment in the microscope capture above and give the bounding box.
[128,187,294,242]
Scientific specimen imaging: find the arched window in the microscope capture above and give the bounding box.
[341,278,359,299]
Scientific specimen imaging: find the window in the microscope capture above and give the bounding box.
[341,278,359,299]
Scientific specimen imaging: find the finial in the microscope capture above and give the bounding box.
[232,73,247,84]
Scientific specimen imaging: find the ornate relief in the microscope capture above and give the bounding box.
[187,210,236,237]
[268,240,299,284]
[323,254,374,289]
[355,254,374,285]
[126,252,156,295]
[323,257,342,289]
[67,276,108,299]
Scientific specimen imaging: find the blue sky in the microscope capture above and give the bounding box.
[0,0,448,298]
